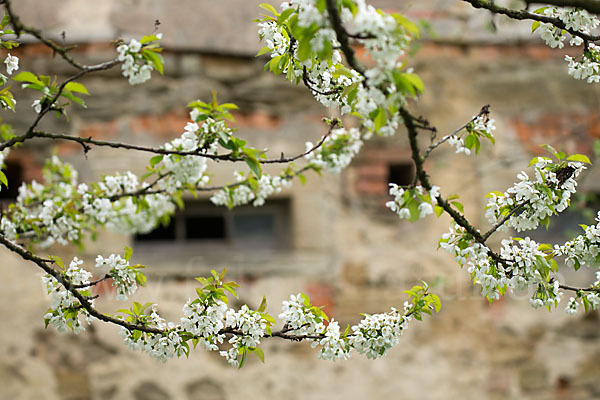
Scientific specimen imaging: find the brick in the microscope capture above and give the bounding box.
[78,121,118,141]
[356,163,388,179]
[305,282,335,318]
[355,179,388,196]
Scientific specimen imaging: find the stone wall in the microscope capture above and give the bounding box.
[1,1,600,400]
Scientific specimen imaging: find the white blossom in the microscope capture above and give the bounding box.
[3,53,18,75]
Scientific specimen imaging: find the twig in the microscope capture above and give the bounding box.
[463,0,600,41]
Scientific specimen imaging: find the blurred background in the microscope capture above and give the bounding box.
[2,1,600,399]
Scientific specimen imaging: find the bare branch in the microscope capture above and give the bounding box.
[463,0,600,41]
[527,0,600,14]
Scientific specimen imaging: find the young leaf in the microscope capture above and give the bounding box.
[0,170,7,188]
[259,3,278,16]
[12,71,44,86]
[245,156,262,178]
[566,154,592,164]
[150,154,164,167]
[124,246,133,261]
[252,347,265,363]
[257,295,268,312]
[63,82,90,95]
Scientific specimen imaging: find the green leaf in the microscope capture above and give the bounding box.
[393,13,420,38]
[261,312,276,324]
[60,92,87,108]
[142,50,164,75]
[237,348,247,369]
[0,170,7,188]
[12,71,44,85]
[464,133,476,150]
[277,7,295,24]
[222,284,239,298]
[297,38,313,61]
[430,294,442,312]
[434,205,444,217]
[451,201,464,213]
[257,296,268,312]
[537,243,553,252]
[407,198,420,222]
[252,347,265,363]
[256,46,272,57]
[48,255,64,269]
[531,20,541,34]
[300,292,311,307]
[374,107,387,132]
[63,82,90,95]
[540,144,559,159]
[140,34,160,44]
[124,246,133,261]
[150,154,163,167]
[566,154,592,164]
[259,3,278,16]
[245,156,262,178]
[402,73,425,94]
[220,103,239,111]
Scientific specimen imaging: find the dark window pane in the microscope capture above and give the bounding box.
[232,214,276,241]
[388,163,415,186]
[0,160,23,200]
[135,221,176,241]
[185,216,225,239]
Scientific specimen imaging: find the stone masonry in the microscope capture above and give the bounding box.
[1,1,600,400]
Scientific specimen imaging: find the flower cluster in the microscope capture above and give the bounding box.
[447,135,472,155]
[554,211,600,270]
[316,320,351,361]
[550,273,600,316]
[210,172,292,208]
[304,127,363,174]
[565,43,600,83]
[116,34,162,85]
[439,223,501,298]
[180,298,228,351]
[2,156,177,246]
[257,20,290,58]
[220,305,268,366]
[258,0,420,137]
[535,7,600,82]
[158,114,221,189]
[439,222,565,305]
[350,308,408,359]
[386,184,440,221]
[485,157,585,232]
[278,289,437,362]
[120,305,187,363]
[279,293,327,334]
[446,114,496,156]
[279,294,352,361]
[0,19,19,109]
[95,252,145,301]
[540,7,598,48]
[39,253,439,365]
[42,257,94,333]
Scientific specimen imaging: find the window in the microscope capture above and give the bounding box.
[388,162,415,186]
[0,159,23,209]
[135,199,291,250]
